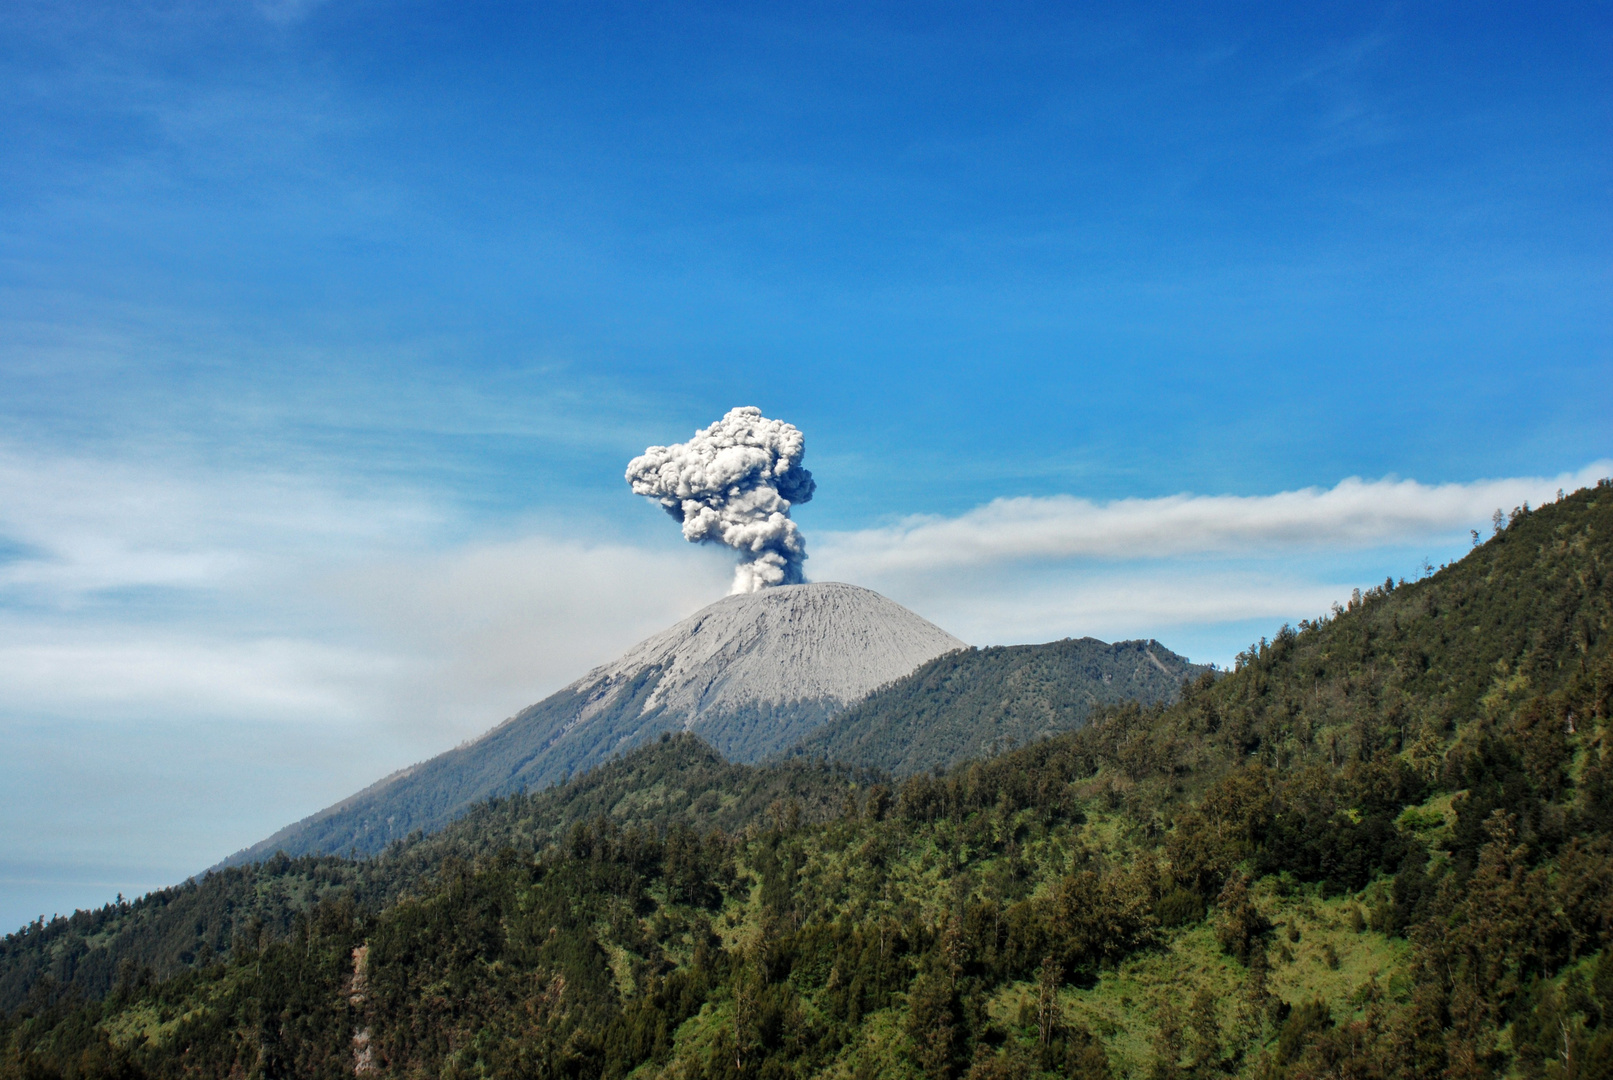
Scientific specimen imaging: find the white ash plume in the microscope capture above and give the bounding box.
[626,407,816,593]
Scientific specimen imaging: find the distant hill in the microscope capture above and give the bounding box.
[221,582,961,865]
[788,636,1211,775]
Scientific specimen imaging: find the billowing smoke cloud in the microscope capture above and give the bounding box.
[626,407,816,593]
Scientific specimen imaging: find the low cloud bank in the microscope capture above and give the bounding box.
[0,446,729,736]
[815,462,1613,574]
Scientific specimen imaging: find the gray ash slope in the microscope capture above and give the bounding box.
[786,637,1212,777]
[222,582,964,865]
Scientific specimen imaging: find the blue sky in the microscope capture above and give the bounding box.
[1,0,1608,930]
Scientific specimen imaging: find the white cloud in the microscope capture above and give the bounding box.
[814,462,1612,575]
[0,441,732,740]
[0,447,441,600]
[870,570,1351,651]
[0,628,398,723]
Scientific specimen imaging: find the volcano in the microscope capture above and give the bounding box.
[223,582,965,863]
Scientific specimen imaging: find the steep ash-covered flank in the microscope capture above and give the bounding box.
[573,581,966,755]
[222,582,963,865]
[789,636,1211,776]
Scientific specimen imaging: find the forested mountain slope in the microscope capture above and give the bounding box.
[790,637,1209,776]
[4,481,1611,1080]
[0,737,870,1013]
[0,635,1192,1014]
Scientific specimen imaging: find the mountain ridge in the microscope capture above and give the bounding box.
[220,582,963,865]
[788,636,1211,776]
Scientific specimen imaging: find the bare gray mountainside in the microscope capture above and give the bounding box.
[222,582,964,864]
[570,581,967,757]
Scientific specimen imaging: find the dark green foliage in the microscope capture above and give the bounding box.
[1511,952,1613,1079]
[1153,888,1205,928]
[1274,999,1333,1067]
[0,978,145,1080]
[1254,757,1425,895]
[792,638,1210,777]
[0,855,372,1014]
[905,965,968,1079]
[1214,874,1271,965]
[1,753,1151,1078]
